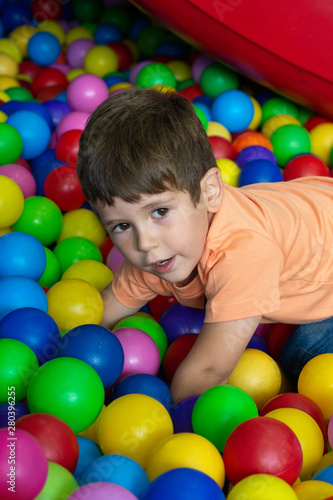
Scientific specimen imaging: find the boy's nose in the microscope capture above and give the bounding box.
[136,228,158,252]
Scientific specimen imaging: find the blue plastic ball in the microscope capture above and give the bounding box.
[211,89,254,133]
[112,373,174,411]
[238,159,283,186]
[0,307,61,364]
[170,394,200,433]
[247,333,269,353]
[78,453,150,499]
[235,145,278,169]
[159,303,204,344]
[145,468,225,500]
[0,402,29,427]
[94,22,122,45]
[2,4,32,32]
[32,158,63,196]
[6,110,51,160]
[312,465,333,485]
[27,31,61,66]
[29,149,57,172]
[74,436,103,479]
[17,102,54,132]
[0,232,46,281]
[0,276,48,321]
[58,324,124,389]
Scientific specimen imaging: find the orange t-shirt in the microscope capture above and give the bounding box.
[111,176,333,324]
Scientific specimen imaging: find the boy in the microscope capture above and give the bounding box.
[77,87,333,404]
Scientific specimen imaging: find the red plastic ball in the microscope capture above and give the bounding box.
[36,85,67,102]
[304,115,331,131]
[179,84,204,101]
[149,295,178,321]
[108,42,133,71]
[100,236,114,264]
[19,60,41,80]
[44,164,86,211]
[16,157,32,171]
[283,154,331,181]
[208,135,236,160]
[16,412,79,473]
[266,322,298,360]
[31,0,64,21]
[31,67,68,96]
[162,333,198,383]
[223,416,303,485]
[55,129,82,167]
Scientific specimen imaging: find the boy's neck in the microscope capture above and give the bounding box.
[176,267,198,287]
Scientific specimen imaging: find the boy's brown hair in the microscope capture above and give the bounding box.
[77,87,217,206]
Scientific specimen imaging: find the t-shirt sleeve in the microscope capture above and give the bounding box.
[111,259,174,309]
[204,231,284,322]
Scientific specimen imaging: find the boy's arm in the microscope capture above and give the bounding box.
[170,315,262,404]
[100,282,141,329]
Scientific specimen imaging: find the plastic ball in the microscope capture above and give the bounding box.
[66,39,96,69]
[298,353,333,421]
[33,461,78,500]
[0,307,61,365]
[235,144,278,168]
[115,315,168,361]
[44,164,86,211]
[47,278,104,330]
[78,453,149,498]
[191,385,258,452]
[16,413,79,473]
[227,474,298,500]
[145,467,225,500]
[239,158,283,186]
[53,237,103,275]
[98,393,174,468]
[216,158,240,186]
[0,401,29,427]
[200,62,238,98]
[211,89,254,133]
[313,465,333,484]
[84,45,119,78]
[170,394,200,433]
[270,124,311,166]
[43,99,73,132]
[223,416,303,485]
[38,247,61,288]
[265,407,324,478]
[260,97,299,125]
[0,51,18,77]
[37,20,66,45]
[0,231,46,280]
[106,245,124,273]
[162,333,198,383]
[0,38,22,63]
[0,275,48,321]
[0,163,36,198]
[329,415,333,449]
[56,111,90,139]
[209,135,236,160]
[67,482,137,500]
[74,436,103,479]
[27,356,105,433]
[27,31,61,66]
[227,348,282,410]
[66,73,109,113]
[261,113,302,139]
[13,195,63,246]
[113,327,161,378]
[192,53,215,84]
[148,294,177,321]
[57,208,107,247]
[146,432,225,488]
[112,373,174,411]
[248,96,262,130]
[0,338,39,402]
[136,62,177,89]
[58,324,124,389]
[0,175,24,227]
[309,123,333,165]
[62,260,113,291]
[31,0,64,21]
[158,302,204,344]
[6,110,51,160]
[0,428,48,500]
[0,123,23,165]
[55,129,82,166]
[233,131,274,153]
[292,480,333,500]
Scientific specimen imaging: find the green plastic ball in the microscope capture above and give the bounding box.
[115,314,168,361]
[193,104,208,131]
[270,124,311,167]
[261,97,299,126]
[0,338,39,403]
[0,122,23,165]
[38,247,61,288]
[192,384,258,452]
[200,62,239,98]
[33,462,78,500]
[136,62,177,89]
[5,86,34,102]
[53,237,103,275]
[71,0,103,22]
[177,78,195,91]
[27,357,105,433]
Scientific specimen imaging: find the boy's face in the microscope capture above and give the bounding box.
[95,170,222,286]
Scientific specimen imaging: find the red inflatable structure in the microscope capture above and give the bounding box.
[132,0,333,118]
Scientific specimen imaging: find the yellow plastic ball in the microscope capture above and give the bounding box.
[0,52,18,77]
[151,84,176,93]
[0,38,22,63]
[0,90,10,102]
[84,45,118,78]
[37,20,66,45]
[47,278,104,330]
[57,208,107,247]
[261,114,302,139]
[292,480,333,500]
[298,353,333,421]
[0,226,12,236]
[310,123,333,165]
[98,394,174,468]
[9,25,37,57]
[167,60,192,82]
[312,451,333,475]
[227,348,282,410]
[0,175,24,228]
[66,26,94,46]
[265,407,324,479]
[248,97,262,130]
[227,473,298,500]
[78,404,106,443]
[109,81,133,93]
[0,75,19,90]
[146,432,225,488]
[216,158,240,187]
[0,111,7,123]
[67,69,86,81]
[61,260,113,292]
[207,121,232,141]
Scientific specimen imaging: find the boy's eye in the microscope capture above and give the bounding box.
[112,223,130,233]
[153,208,168,218]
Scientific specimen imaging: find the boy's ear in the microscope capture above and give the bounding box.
[200,167,223,213]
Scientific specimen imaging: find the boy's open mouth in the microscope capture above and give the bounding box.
[150,256,175,272]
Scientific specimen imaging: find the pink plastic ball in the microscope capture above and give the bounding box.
[66,39,96,69]
[106,246,124,274]
[0,428,48,500]
[113,326,161,378]
[0,164,36,198]
[67,74,109,113]
[56,111,90,139]
[328,414,333,450]
[67,482,138,500]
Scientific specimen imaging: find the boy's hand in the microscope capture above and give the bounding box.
[170,315,262,404]
[100,283,140,329]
